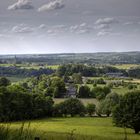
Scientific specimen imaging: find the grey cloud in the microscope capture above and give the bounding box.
[8,0,34,10]
[38,0,65,12]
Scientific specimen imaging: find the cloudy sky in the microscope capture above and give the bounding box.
[0,0,140,54]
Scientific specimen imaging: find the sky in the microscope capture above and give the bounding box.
[0,0,140,54]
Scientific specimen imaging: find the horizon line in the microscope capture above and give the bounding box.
[0,51,140,56]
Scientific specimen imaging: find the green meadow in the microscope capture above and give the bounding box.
[2,117,139,140]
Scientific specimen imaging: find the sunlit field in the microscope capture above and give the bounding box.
[2,117,139,140]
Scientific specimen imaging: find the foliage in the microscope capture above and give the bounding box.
[53,98,85,117]
[77,85,91,98]
[127,84,137,90]
[93,86,111,100]
[86,103,96,116]
[128,67,140,78]
[0,77,11,87]
[72,73,83,84]
[0,67,54,78]
[0,84,54,122]
[113,90,140,134]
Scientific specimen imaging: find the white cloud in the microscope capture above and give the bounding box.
[123,22,134,25]
[38,0,65,12]
[94,18,119,36]
[0,34,11,39]
[8,0,34,10]
[69,23,92,35]
[97,31,110,37]
[97,30,121,37]
[11,24,34,33]
[95,18,118,25]
[38,24,47,29]
[76,29,89,34]
[94,24,110,30]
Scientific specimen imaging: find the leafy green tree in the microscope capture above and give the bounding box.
[0,84,54,122]
[50,77,66,98]
[32,95,54,118]
[0,85,32,121]
[127,84,137,90]
[53,102,67,117]
[93,86,111,100]
[86,103,96,116]
[0,77,11,87]
[63,98,85,117]
[72,73,83,84]
[97,92,120,117]
[77,85,91,98]
[113,91,140,134]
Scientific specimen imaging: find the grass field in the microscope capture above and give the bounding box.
[112,64,140,70]
[3,117,140,140]
[6,76,26,83]
[54,98,98,106]
[0,63,59,70]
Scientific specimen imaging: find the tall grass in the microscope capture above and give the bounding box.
[0,123,36,140]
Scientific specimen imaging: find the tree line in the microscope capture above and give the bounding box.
[0,67,55,77]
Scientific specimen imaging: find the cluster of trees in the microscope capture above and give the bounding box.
[128,67,140,78]
[54,98,96,117]
[86,78,106,85]
[22,75,66,98]
[0,77,96,121]
[0,67,55,77]
[77,85,111,100]
[1,63,140,80]
[0,84,54,121]
[57,64,140,79]
[57,64,126,77]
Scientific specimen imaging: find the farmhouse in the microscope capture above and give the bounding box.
[106,72,124,78]
[66,84,77,98]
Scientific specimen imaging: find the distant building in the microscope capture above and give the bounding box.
[105,72,124,78]
[82,77,88,84]
[66,84,77,98]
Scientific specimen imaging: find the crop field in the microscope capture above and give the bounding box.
[3,117,140,140]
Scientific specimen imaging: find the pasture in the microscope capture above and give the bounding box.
[3,117,140,140]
